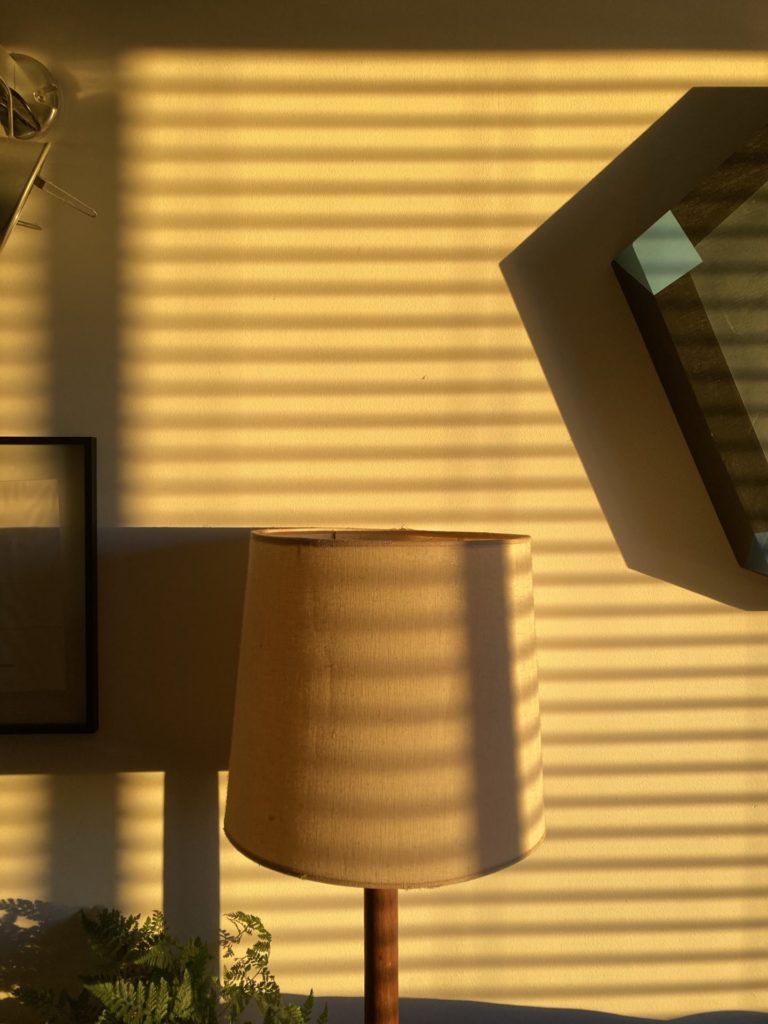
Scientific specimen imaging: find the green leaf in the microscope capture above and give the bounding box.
[82,908,143,966]
[171,970,194,1021]
[301,991,315,1023]
[8,905,327,1024]
[276,1005,305,1024]
[86,978,147,1024]
[145,977,171,1024]
[135,938,177,973]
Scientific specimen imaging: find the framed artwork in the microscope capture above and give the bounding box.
[614,122,768,576]
[0,437,97,732]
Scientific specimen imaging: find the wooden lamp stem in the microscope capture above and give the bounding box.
[364,888,399,1024]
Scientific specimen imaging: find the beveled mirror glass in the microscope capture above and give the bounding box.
[614,122,768,575]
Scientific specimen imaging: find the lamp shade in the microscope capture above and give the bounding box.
[224,528,545,889]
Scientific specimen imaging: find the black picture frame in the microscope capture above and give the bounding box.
[0,436,97,732]
[613,122,768,576]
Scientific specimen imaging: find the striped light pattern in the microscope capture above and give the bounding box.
[0,49,758,1020]
[225,529,544,888]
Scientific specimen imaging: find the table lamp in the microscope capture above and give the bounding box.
[224,528,545,1024]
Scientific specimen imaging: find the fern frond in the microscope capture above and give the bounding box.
[82,908,142,966]
[70,989,104,1024]
[145,977,171,1024]
[9,904,327,1024]
[219,912,272,959]
[178,935,212,976]
[140,911,166,940]
[86,978,147,1024]
[10,983,104,1024]
[273,1004,305,1024]
[171,969,193,1021]
[135,937,177,973]
[300,991,315,1023]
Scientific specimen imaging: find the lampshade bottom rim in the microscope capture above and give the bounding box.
[223,826,546,890]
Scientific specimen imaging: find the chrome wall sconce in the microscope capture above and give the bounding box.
[0,47,60,139]
[0,45,96,250]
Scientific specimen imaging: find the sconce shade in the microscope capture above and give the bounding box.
[0,49,59,138]
[224,528,545,890]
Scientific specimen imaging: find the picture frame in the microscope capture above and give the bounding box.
[613,121,768,576]
[0,436,97,732]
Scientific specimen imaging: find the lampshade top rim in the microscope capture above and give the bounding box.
[251,527,531,545]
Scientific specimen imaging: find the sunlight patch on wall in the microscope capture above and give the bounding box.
[0,775,50,897]
[114,773,164,913]
[114,50,768,539]
[217,772,362,993]
[0,209,51,433]
[218,629,768,1019]
[400,846,768,1009]
[117,50,706,532]
[116,51,768,1017]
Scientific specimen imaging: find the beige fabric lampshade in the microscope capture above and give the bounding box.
[224,528,545,889]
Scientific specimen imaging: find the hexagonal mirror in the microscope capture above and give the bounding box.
[614,122,768,575]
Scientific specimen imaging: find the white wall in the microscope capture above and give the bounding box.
[2,2,768,1019]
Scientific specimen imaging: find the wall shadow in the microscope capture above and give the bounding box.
[6,0,768,53]
[0,529,249,962]
[464,540,522,870]
[49,775,118,908]
[163,769,220,949]
[0,899,90,1024]
[501,87,768,609]
[462,539,545,875]
[0,527,249,774]
[316,996,768,1023]
[35,60,122,524]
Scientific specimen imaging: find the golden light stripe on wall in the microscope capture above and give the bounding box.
[114,773,164,914]
[121,52,768,1018]
[0,776,50,898]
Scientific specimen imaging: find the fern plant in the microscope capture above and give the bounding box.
[12,908,327,1024]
